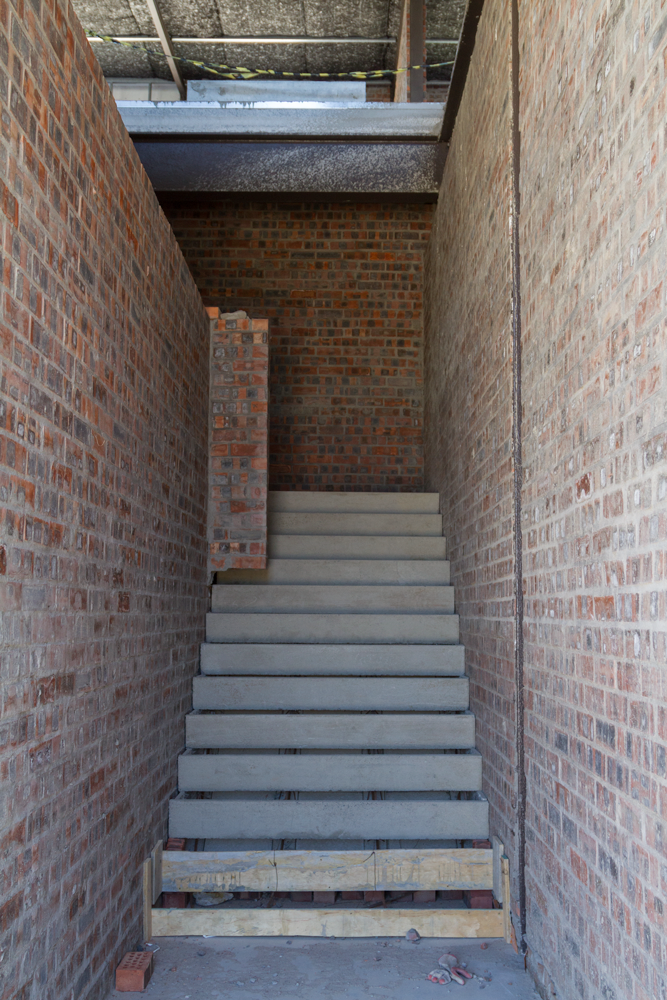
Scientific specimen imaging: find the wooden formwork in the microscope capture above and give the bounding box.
[142,840,512,941]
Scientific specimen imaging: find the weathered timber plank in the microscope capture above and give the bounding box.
[169,796,489,840]
[178,750,482,792]
[185,712,475,749]
[192,676,469,711]
[205,613,460,644]
[151,906,504,938]
[200,642,466,675]
[210,584,455,614]
[161,848,493,892]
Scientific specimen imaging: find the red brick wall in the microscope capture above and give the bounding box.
[520,2,667,998]
[209,309,268,571]
[0,4,209,999]
[423,0,519,922]
[160,198,431,491]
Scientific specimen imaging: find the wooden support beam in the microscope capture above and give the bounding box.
[162,848,494,894]
[151,906,505,939]
[142,859,153,941]
[409,0,426,103]
[144,0,186,99]
[491,836,504,903]
[394,0,425,102]
[502,855,512,943]
[151,841,163,904]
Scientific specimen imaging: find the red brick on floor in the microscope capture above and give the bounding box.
[116,952,154,992]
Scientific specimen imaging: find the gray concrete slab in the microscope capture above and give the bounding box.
[216,559,451,586]
[205,612,460,644]
[178,749,482,792]
[268,535,448,559]
[135,140,445,195]
[210,584,455,614]
[268,512,443,536]
[192,676,469,711]
[268,491,440,513]
[169,796,488,840]
[106,935,538,1000]
[117,102,445,137]
[199,642,466,675]
[185,711,475,749]
[187,80,367,102]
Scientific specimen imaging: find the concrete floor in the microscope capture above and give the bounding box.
[107,936,540,999]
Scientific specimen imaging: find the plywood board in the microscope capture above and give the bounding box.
[161,847,494,893]
[152,906,504,939]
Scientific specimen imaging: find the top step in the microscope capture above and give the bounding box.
[269,492,440,514]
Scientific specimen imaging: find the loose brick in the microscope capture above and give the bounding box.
[162,893,188,909]
[115,952,153,992]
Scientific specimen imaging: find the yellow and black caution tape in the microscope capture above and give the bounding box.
[87,33,454,80]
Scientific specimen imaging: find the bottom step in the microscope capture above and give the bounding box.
[169,794,489,841]
[151,905,504,938]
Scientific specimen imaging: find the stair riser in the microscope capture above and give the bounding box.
[178,752,482,792]
[200,643,466,675]
[269,492,440,514]
[211,585,455,615]
[205,613,460,644]
[169,799,489,840]
[216,560,451,586]
[270,512,443,537]
[270,535,447,560]
[186,713,475,749]
[192,676,469,711]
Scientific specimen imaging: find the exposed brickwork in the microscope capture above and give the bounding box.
[208,309,268,572]
[0,3,209,999]
[423,0,519,917]
[160,198,431,491]
[520,2,667,998]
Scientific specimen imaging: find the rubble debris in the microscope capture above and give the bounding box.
[405,927,421,943]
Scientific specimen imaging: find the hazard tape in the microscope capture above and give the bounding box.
[86,33,454,80]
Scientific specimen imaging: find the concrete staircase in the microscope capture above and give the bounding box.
[169,491,488,847]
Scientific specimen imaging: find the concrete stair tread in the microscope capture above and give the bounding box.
[269,512,442,536]
[270,535,447,560]
[169,793,489,840]
[178,748,482,791]
[216,559,451,585]
[211,584,455,614]
[200,643,466,675]
[192,675,469,711]
[206,613,460,644]
[269,491,440,514]
[186,710,475,749]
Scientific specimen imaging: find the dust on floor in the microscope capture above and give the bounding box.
[107,936,540,999]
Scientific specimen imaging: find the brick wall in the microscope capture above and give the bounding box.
[209,309,268,572]
[520,2,667,998]
[423,0,519,920]
[0,3,209,999]
[160,198,432,491]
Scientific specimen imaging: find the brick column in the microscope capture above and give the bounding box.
[208,309,268,572]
